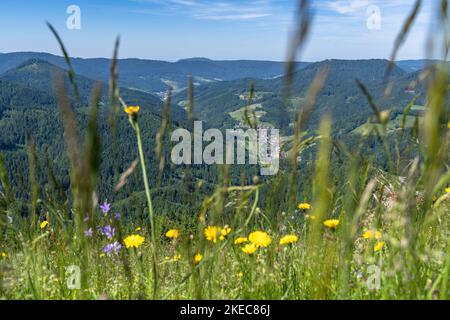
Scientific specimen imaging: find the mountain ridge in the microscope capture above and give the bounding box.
[0,52,308,94]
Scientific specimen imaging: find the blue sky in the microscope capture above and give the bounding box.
[0,0,442,61]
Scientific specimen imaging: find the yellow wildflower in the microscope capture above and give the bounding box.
[218,225,232,240]
[194,253,203,264]
[380,110,390,124]
[204,226,220,243]
[445,187,450,194]
[40,220,49,229]
[234,237,248,245]
[241,243,257,255]
[221,225,232,236]
[135,227,142,231]
[0,252,7,258]
[99,253,105,258]
[165,229,180,239]
[173,254,181,262]
[374,241,385,252]
[123,234,145,248]
[238,272,244,277]
[323,219,340,229]
[124,105,140,116]
[279,234,299,245]
[298,202,311,210]
[362,230,382,240]
[248,231,272,248]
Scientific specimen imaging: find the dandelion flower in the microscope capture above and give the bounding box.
[241,243,257,255]
[445,187,450,194]
[123,234,145,249]
[279,234,299,245]
[374,241,385,252]
[204,226,220,243]
[248,231,272,248]
[363,230,382,240]
[40,220,49,229]
[166,229,180,239]
[298,202,311,210]
[194,253,203,264]
[234,237,248,245]
[323,219,340,229]
[0,252,7,258]
[124,105,140,116]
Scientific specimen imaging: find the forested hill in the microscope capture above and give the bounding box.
[0,61,192,212]
[0,79,55,114]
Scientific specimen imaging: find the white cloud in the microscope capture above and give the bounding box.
[170,0,200,6]
[200,13,272,20]
[129,0,277,21]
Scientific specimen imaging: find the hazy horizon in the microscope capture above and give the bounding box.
[0,50,444,63]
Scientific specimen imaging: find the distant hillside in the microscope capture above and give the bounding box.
[396,60,442,72]
[1,52,439,95]
[0,59,189,123]
[0,52,310,94]
[0,60,190,202]
[1,59,100,104]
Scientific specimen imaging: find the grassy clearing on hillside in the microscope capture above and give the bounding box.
[229,103,266,122]
[352,114,423,134]
[411,104,425,111]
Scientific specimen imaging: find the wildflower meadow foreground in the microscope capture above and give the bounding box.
[0,1,449,301]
